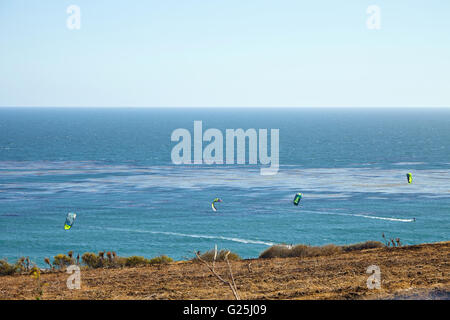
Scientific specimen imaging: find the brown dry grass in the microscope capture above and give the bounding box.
[0,241,448,300]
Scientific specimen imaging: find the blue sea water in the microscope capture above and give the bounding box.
[0,108,449,266]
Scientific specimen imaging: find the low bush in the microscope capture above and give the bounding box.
[81,252,173,268]
[193,249,241,262]
[0,259,18,276]
[1,252,174,273]
[0,257,34,276]
[53,254,74,269]
[82,252,102,268]
[259,241,384,259]
[342,241,384,252]
[149,255,173,265]
[125,256,150,267]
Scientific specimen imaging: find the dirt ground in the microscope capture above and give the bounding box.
[0,241,448,300]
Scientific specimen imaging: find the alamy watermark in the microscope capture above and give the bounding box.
[65,5,381,32]
[366,5,381,30]
[171,121,279,175]
[67,5,81,30]
[66,265,81,290]
[366,265,381,289]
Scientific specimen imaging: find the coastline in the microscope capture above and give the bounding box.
[1,241,448,300]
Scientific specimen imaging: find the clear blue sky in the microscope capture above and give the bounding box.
[1,0,449,107]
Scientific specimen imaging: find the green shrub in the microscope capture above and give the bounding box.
[82,252,128,268]
[112,257,127,267]
[81,252,173,269]
[82,252,102,268]
[258,244,340,259]
[259,241,382,259]
[15,257,31,273]
[193,249,241,262]
[53,254,73,269]
[313,244,342,256]
[149,255,173,265]
[0,259,18,276]
[125,256,150,267]
[258,245,292,259]
[342,241,384,252]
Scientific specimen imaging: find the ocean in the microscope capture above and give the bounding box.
[0,108,449,266]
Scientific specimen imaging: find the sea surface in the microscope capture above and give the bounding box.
[0,108,449,266]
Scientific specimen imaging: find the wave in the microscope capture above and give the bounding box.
[300,210,415,222]
[92,226,275,246]
[1,162,449,198]
[350,213,415,222]
[392,162,426,166]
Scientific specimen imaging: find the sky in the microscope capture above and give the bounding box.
[0,0,449,107]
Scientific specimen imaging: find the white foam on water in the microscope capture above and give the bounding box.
[300,210,415,223]
[94,226,275,246]
[392,162,426,166]
[2,162,450,198]
[350,214,414,222]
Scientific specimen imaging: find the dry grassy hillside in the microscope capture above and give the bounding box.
[0,242,448,300]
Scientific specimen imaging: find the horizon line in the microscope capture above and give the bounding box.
[1,106,450,109]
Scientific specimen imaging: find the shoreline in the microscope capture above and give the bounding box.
[1,241,448,300]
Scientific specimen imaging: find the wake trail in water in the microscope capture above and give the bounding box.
[300,210,415,222]
[92,226,275,246]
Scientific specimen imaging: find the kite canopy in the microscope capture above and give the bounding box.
[211,198,222,212]
[293,193,302,206]
[406,173,412,184]
[64,212,77,230]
